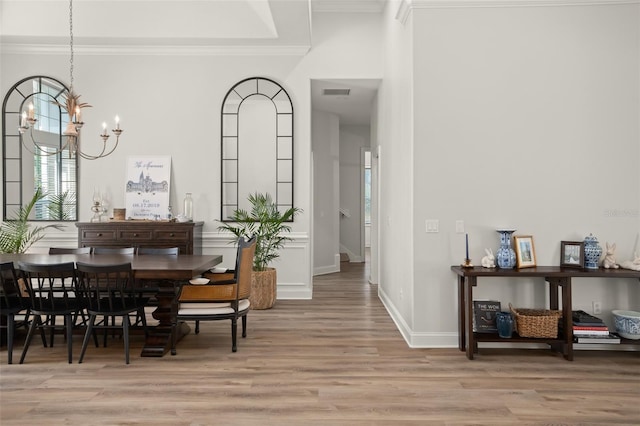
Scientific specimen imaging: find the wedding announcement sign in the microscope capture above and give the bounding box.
[125,156,171,220]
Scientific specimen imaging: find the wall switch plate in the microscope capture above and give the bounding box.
[426,220,439,233]
[455,220,465,233]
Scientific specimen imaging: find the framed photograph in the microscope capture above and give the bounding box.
[514,235,536,268]
[560,241,584,268]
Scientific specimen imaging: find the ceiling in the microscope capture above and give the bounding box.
[0,0,386,125]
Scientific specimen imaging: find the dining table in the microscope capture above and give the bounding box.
[0,252,222,357]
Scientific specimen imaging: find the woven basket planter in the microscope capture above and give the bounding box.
[250,268,277,310]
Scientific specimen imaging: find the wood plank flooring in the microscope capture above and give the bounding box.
[1,261,639,425]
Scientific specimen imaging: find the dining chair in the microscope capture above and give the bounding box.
[171,236,256,355]
[49,247,93,254]
[136,247,180,255]
[0,261,35,364]
[17,261,85,364]
[76,262,149,364]
[93,247,135,254]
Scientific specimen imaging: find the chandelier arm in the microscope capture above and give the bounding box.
[76,134,121,160]
[20,127,71,157]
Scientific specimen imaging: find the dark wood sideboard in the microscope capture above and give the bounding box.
[76,221,204,254]
[451,265,640,361]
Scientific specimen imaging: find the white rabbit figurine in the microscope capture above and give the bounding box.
[619,252,640,271]
[603,242,619,269]
[481,248,496,268]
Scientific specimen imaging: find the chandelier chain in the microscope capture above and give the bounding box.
[69,0,74,91]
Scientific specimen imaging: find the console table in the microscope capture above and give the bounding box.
[76,221,203,254]
[451,266,640,360]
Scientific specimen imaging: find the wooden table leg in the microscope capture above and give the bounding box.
[464,276,476,360]
[140,286,190,357]
[560,277,573,361]
[458,276,465,352]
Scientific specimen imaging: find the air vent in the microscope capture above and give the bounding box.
[323,88,350,96]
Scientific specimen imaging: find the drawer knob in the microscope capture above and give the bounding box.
[170,233,175,237]
[134,233,138,237]
[97,233,102,237]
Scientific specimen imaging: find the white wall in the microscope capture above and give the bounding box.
[376,3,416,336]
[339,124,369,263]
[312,109,341,275]
[408,3,640,344]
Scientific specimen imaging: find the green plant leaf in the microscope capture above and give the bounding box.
[217,192,301,271]
[0,187,65,253]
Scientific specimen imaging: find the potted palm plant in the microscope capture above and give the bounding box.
[218,192,301,309]
[0,187,66,253]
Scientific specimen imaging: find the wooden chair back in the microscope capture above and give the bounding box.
[49,247,92,254]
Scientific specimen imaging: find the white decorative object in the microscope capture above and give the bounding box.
[481,248,496,268]
[603,242,619,269]
[619,253,640,271]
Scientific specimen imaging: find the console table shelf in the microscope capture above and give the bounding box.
[451,265,640,360]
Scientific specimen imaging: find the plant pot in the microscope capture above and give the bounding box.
[250,268,277,309]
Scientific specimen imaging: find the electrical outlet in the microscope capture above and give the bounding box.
[592,301,602,315]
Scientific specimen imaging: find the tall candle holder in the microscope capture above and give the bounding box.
[461,233,473,267]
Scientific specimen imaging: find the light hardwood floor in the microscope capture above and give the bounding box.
[1,260,639,425]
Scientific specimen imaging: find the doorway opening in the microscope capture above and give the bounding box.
[310,78,380,285]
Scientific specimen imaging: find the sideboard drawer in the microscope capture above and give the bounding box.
[119,229,153,240]
[154,229,191,241]
[81,229,118,241]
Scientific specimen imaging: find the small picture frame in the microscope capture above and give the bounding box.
[560,241,584,268]
[514,235,536,268]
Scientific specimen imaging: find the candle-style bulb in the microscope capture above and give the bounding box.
[28,103,35,119]
[102,122,107,135]
[115,115,120,130]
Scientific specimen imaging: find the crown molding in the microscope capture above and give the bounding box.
[395,0,638,23]
[312,0,387,13]
[0,43,311,57]
[410,0,639,8]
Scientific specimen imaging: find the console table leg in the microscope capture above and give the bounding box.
[561,277,573,361]
[458,276,465,352]
[464,276,476,360]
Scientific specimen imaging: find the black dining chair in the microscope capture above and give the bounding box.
[136,247,180,255]
[49,247,93,254]
[93,247,135,255]
[17,261,85,364]
[76,262,149,364]
[0,261,36,364]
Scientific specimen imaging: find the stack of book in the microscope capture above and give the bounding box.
[473,300,501,333]
[572,310,620,344]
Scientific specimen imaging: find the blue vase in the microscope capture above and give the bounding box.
[583,234,602,269]
[496,311,514,338]
[496,229,517,269]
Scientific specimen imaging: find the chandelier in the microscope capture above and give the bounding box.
[17,0,122,160]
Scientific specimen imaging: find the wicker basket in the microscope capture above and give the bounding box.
[509,303,561,338]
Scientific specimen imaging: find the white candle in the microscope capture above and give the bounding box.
[28,103,35,119]
[115,115,120,130]
[75,106,81,122]
[21,111,27,127]
[102,122,108,135]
